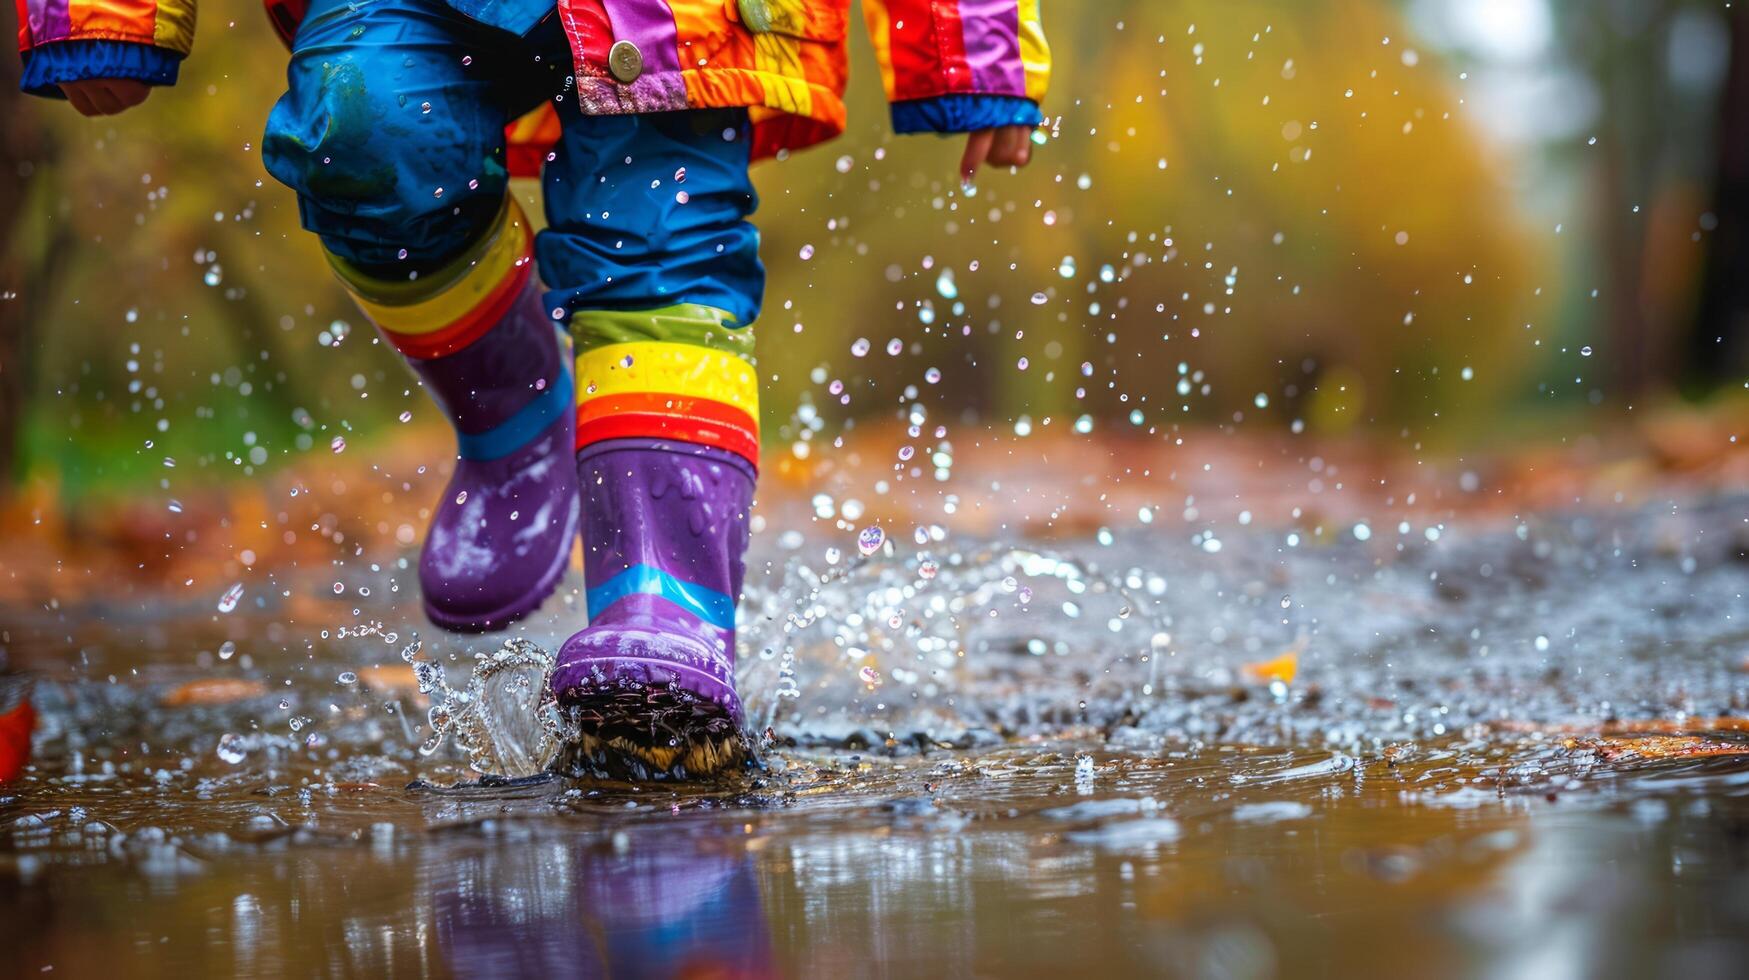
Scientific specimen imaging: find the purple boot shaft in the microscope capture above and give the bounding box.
[333,200,579,632]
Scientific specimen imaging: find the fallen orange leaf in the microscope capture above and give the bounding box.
[161,678,267,706]
[1241,650,1298,685]
[1569,734,1749,763]
[357,664,422,696]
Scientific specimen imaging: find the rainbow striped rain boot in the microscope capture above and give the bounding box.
[332,199,580,632]
[550,306,757,777]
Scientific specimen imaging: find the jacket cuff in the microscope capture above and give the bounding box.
[891,94,1043,135]
[20,40,183,98]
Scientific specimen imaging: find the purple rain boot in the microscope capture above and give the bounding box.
[335,202,580,632]
[412,281,579,633]
[550,440,754,777]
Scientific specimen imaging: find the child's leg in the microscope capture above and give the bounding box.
[540,109,764,776]
[261,0,580,632]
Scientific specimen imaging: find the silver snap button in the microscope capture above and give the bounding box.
[608,40,644,83]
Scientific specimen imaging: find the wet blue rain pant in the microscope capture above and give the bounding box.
[260,0,764,326]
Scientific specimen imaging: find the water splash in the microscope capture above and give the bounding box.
[413,635,568,778]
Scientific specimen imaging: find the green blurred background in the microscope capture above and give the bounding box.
[2,0,1744,499]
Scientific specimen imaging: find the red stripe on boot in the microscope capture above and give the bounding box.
[379,254,536,361]
[575,395,759,468]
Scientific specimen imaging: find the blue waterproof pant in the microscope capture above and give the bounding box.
[261,0,764,325]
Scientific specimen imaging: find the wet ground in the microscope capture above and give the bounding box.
[4,484,1749,977]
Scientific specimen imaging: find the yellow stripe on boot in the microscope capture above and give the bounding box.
[575,342,760,419]
[327,197,534,336]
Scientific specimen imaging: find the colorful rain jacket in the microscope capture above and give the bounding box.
[17,0,1050,166]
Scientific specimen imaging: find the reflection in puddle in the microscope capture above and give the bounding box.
[431,839,772,979]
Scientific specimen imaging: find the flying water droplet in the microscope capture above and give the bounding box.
[857,526,885,556]
[216,582,244,613]
[216,733,248,765]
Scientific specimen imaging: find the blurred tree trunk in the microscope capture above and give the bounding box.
[0,10,69,492]
[1688,7,1749,384]
[1590,5,1671,398]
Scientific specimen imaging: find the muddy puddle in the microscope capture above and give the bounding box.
[4,494,1749,976]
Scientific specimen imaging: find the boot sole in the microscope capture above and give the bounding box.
[556,681,748,780]
[422,495,582,634]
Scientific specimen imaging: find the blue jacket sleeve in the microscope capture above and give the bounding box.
[890,94,1043,135]
[20,40,183,98]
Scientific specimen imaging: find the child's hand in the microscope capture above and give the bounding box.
[959,125,1034,183]
[58,79,152,116]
